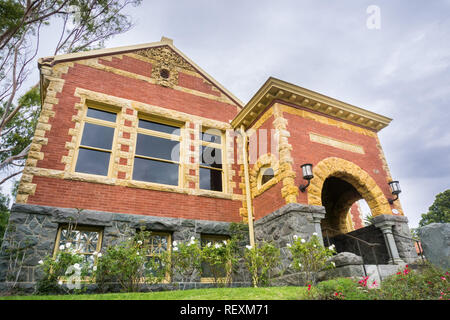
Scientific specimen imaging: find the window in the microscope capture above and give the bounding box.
[200,234,230,281]
[142,232,171,280]
[259,167,275,186]
[54,225,103,270]
[133,118,182,186]
[199,129,224,192]
[75,106,118,176]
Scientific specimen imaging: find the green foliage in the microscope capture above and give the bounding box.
[287,233,336,284]
[375,263,449,300]
[312,277,373,300]
[419,189,450,227]
[170,237,203,286]
[0,191,10,245]
[243,242,280,287]
[201,238,239,286]
[35,249,89,295]
[94,230,168,293]
[0,86,40,164]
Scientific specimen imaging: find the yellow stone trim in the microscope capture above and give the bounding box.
[273,104,298,204]
[281,105,377,138]
[16,63,72,204]
[308,157,392,217]
[309,132,365,154]
[250,153,280,197]
[250,107,274,131]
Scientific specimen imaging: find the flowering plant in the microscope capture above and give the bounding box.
[287,233,336,285]
[201,239,239,286]
[170,236,202,288]
[243,241,280,287]
[94,230,168,293]
[35,244,90,295]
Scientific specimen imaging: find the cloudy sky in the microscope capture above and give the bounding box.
[32,0,450,228]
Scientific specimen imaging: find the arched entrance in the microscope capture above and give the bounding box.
[307,157,391,236]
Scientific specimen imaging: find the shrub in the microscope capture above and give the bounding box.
[312,277,373,300]
[94,230,168,293]
[201,239,239,286]
[243,242,280,287]
[170,237,203,288]
[375,263,449,300]
[35,246,90,295]
[287,233,336,284]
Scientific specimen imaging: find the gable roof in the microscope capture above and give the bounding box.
[38,36,243,108]
[232,77,392,132]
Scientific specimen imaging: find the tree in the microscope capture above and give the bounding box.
[0,191,10,245]
[419,189,450,227]
[0,0,142,185]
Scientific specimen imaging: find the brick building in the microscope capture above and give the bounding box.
[0,37,417,286]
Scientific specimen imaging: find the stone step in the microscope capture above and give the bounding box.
[363,263,407,284]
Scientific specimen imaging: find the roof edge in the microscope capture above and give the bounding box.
[38,37,244,109]
[232,77,392,132]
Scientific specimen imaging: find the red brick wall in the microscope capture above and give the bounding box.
[29,53,242,223]
[350,202,364,230]
[252,182,285,220]
[27,176,242,222]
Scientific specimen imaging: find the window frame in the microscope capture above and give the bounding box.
[257,166,275,189]
[199,128,226,193]
[142,231,172,283]
[131,115,184,188]
[72,103,120,178]
[53,224,104,282]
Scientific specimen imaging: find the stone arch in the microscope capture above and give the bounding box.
[307,157,391,218]
[249,153,280,197]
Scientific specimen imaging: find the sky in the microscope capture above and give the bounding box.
[17,0,450,228]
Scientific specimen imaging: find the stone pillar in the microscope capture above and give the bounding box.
[373,214,418,264]
[312,212,326,246]
[374,216,404,264]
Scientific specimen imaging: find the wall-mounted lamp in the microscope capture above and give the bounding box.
[388,180,401,204]
[299,163,314,192]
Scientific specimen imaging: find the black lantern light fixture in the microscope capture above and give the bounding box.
[299,163,314,192]
[388,180,401,204]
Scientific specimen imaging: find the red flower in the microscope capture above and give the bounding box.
[307,284,312,291]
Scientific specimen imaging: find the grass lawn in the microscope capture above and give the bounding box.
[0,286,307,300]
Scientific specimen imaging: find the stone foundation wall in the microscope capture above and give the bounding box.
[254,203,326,284]
[0,203,238,285]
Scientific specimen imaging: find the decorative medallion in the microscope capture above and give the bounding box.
[136,46,195,88]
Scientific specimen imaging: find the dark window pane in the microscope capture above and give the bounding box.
[136,134,179,161]
[80,123,115,150]
[75,148,110,176]
[133,158,179,185]
[200,146,222,169]
[87,108,117,122]
[201,131,221,144]
[261,168,275,185]
[139,119,180,135]
[200,167,222,192]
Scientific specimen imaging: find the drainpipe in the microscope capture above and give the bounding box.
[240,125,255,248]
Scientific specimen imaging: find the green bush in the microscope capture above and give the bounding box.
[287,233,336,284]
[170,237,203,287]
[375,263,449,300]
[94,230,168,293]
[35,248,89,295]
[243,242,280,287]
[312,277,372,300]
[201,238,239,286]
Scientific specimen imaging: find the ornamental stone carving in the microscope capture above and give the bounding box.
[136,46,195,88]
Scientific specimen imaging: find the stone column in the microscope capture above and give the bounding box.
[312,212,326,246]
[374,219,404,265]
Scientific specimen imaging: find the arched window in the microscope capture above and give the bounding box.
[259,167,275,187]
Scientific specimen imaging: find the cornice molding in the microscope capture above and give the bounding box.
[232,77,392,132]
